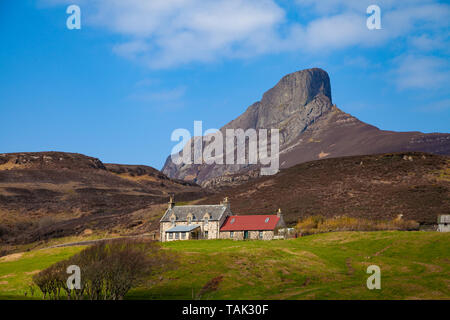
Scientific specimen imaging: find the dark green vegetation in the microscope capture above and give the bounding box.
[1,231,448,300]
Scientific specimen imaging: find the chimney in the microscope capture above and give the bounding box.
[168,194,175,209]
[221,196,230,209]
[277,208,282,218]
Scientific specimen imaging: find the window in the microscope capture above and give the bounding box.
[204,231,208,239]
[265,217,270,223]
[259,231,263,239]
[204,216,209,225]
[175,232,179,239]
[181,232,186,239]
[171,215,176,226]
[188,216,192,224]
[230,218,235,224]
[168,233,173,239]
[230,231,234,238]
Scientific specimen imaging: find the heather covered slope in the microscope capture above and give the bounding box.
[0,152,206,244]
[198,152,450,226]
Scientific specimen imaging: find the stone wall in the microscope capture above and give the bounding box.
[219,230,274,240]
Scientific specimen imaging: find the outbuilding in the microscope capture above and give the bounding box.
[219,209,286,240]
[437,215,450,232]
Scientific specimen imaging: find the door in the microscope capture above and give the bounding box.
[244,230,249,240]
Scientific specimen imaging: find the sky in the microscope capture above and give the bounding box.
[0,0,449,169]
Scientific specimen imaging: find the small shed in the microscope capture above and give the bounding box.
[437,215,450,232]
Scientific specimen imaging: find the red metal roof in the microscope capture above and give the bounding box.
[220,215,280,231]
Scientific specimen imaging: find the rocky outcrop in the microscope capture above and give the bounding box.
[0,152,106,171]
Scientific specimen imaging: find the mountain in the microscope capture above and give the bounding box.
[162,68,450,185]
[197,152,450,226]
[0,152,206,244]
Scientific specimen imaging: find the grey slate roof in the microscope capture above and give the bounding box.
[160,205,228,222]
[165,225,201,232]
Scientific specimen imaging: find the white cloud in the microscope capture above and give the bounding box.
[392,55,450,90]
[69,0,288,68]
[409,34,449,52]
[42,0,450,69]
[295,0,438,14]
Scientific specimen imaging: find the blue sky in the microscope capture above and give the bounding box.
[0,0,449,169]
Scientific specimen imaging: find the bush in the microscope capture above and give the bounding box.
[33,239,177,300]
[295,215,325,235]
[295,215,419,236]
[32,260,67,299]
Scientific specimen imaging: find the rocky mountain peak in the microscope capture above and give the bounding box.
[162,68,450,185]
[223,68,332,132]
[261,68,332,114]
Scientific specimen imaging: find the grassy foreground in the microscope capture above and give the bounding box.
[0,231,449,300]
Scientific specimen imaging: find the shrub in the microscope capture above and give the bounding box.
[33,239,177,300]
[295,215,324,235]
[32,260,67,300]
[295,215,419,235]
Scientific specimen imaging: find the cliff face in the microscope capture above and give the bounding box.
[162,68,450,186]
[224,68,332,132]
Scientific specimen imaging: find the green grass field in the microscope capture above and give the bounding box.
[1,231,449,300]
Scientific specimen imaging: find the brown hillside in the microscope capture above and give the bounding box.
[0,152,206,244]
[198,152,450,226]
